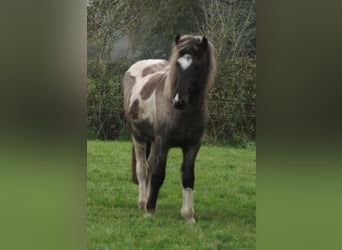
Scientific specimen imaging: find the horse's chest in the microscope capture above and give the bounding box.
[167,114,207,146]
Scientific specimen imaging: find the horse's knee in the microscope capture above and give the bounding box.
[151,171,165,189]
[136,163,147,180]
[133,143,150,181]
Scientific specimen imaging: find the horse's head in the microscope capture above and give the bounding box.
[171,34,210,110]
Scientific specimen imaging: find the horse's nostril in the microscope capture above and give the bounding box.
[173,93,181,104]
[172,94,181,105]
[173,99,185,110]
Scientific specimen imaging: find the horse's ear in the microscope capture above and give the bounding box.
[201,36,208,51]
[175,34,180,44]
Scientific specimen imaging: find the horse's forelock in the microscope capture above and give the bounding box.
[164,46,179,99]
[164,35,216,99]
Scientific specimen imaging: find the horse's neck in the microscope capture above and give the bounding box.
[187,90,208,115]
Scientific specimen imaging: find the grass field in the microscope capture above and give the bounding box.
[87,140,256,249]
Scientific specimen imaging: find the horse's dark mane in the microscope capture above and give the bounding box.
[164,35,216,99]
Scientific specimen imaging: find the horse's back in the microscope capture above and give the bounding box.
[126,59,168,77]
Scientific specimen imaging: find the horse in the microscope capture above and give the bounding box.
[122,34,216,223]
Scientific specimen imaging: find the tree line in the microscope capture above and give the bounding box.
[87,0,256,145]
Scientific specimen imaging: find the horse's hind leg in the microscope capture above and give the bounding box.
[132,136,149,210]
[181,144,200,224]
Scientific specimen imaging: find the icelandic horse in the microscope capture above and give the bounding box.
[123,34,216,223]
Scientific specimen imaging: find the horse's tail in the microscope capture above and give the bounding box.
[131,141,151,185]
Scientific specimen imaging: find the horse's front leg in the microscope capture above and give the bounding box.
[146,142,156,208]
[145,137,169,216]
[181,144,201,224]
[132,136,148,210]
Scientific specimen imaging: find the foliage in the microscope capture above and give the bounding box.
[87,75,124,140]
[87,140,256,249]
[207,57,256,145]
[199,0,256,145]
[129,0,202,58]
[87,0,147,59]
[87,57,135,140]
[200,0,256,60]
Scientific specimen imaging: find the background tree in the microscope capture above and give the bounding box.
[198,0,256,144]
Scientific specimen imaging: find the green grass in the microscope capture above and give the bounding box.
[87,140,256,249]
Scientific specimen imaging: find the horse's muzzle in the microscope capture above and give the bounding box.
[174,101,186,110]
[172,93,186,110]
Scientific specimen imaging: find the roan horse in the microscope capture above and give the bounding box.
[123,34,216,223]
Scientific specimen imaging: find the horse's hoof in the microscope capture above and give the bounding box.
[144,212,153,218]
[138,201,146,210]
[185,217,196,224]
[144,208,155,217]
[181,208,194,223]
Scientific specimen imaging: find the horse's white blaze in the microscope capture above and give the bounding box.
[177,54,192,70]
[129,59,166,77]
[181,187,195,223]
